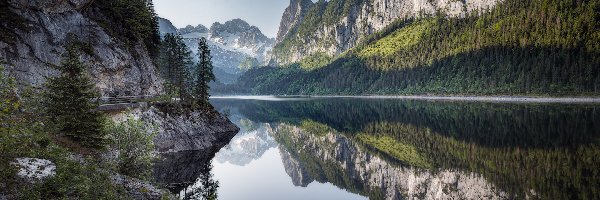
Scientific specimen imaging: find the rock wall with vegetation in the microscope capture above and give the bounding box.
[0,0,163,96]
[271,0,501,66]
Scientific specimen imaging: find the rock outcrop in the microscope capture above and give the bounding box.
[0,0,163,96]
[139,107,239,153]
[271,0,502,65]
[276,0,314,44]
[10,158,56,183]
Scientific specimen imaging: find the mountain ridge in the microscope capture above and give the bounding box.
[158,17,274,84]
[270,0,502,66]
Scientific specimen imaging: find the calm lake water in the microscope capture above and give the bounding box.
[161,97,600,199]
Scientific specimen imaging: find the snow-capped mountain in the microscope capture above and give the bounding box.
[214,112,277,166]
[158,17,275,84]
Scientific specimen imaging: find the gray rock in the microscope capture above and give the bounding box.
[1,0,163,96]
[10,158,56,183]
[139,107,239,153]
[276,0,314,44]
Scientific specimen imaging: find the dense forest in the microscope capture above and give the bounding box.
[227,0,600,95]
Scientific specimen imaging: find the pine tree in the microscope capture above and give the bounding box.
[158,33,193,103]
[194,37,215,105]
[43,45,106,148]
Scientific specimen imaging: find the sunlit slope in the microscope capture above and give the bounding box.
[235,0,600,95]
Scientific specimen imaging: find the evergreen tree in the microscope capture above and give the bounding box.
[194,37,215,105]
[158,33,193,103]
[43,45,106,148]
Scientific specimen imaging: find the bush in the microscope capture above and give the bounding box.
[106,115,157,180]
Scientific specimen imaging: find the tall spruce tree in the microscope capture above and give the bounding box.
[158,33,193,103]
[44,45,105,148]
[194,37,215,105]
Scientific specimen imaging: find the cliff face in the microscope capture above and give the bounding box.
[276,0,314,44]
[139,107,239,153]
[271,0,501,65]
[271,123,507,200]
[0,0,163,96]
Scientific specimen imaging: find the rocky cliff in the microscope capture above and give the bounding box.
[138,107,239,153]
[271,123,507,200]
[0,0,163,96]
[271,0,502,65]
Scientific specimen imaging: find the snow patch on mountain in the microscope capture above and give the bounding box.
[158,18,275,84]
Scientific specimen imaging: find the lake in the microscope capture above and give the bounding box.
[161,96,600,199]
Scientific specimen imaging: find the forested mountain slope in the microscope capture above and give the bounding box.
[234,0,600,95]
[270,0,502,66]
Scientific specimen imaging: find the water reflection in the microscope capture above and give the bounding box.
[162,97,600,199]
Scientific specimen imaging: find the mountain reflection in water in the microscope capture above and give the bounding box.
[159,97,600,199]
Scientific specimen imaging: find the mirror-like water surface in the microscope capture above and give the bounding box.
[159,97,600,199]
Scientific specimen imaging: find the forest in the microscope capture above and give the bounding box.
[227,0,600,96]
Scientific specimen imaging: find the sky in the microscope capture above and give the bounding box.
[154,0,302,38]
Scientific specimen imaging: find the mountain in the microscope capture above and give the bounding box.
[270,0,502,66]
[158,17,178,37]
[234,0,600,95]
[158,18,275,84]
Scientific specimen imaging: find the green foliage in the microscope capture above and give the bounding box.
[43,45,106,148]
[158,35,216,107]
[106,115,157,180]
[89,0,161,57]
[300,120,332,136]
[0,65,18,133]
[356,133,432,169]
[299,52,333,70]
[0,66,128,199]
[158,33,194,102]
[249,0,600,96]
[193,37,216,105]
[357,20,430,58]
[239,118,258,132]
[239,57,259,71]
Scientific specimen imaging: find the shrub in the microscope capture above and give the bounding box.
[106,115,157,180]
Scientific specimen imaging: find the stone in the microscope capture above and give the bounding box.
[138,107,239,153]
[11,158,56,182]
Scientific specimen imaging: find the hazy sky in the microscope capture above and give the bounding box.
[154,0,308,38]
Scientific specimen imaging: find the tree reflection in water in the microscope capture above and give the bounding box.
[211,98,600,199]
[182,161,219,200]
